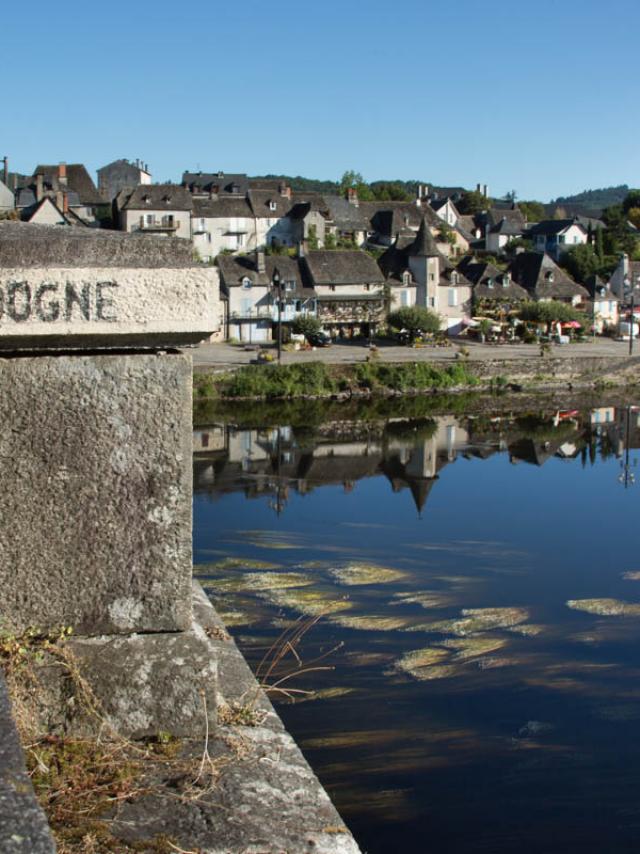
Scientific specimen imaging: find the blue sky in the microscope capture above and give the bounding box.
[4,0,638,201]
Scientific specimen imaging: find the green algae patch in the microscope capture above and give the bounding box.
[237,572,313,592]
[394,647,454,680]
[623,571,640,581]
[329,614,411,632]
[440,636,507,660]
[508,623,545,637]
[216,610,258,627]
[260,588,353,616]
[391,590,456,610]
[406,606,529,636]
[566,598,640,616]
[329,563,408,586]
[196,557,280,572]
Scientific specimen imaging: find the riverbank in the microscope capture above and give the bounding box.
[194,350,640,408]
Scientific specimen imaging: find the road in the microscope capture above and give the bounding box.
[192,338,636,369]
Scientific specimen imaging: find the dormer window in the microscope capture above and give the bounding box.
[487,277,494,289]
[402,271,411,286]
[545,271,554,283]
[451,271,458,285]
[502,273,510,287]
[162,195,171,204]
[599,287,606,297]
[269,200,277,212]
[242,277,252,289]
[142,195,150,205]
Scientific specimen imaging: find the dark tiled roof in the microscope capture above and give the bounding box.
[509,252,588,300]
[359,200,440,239]
[247,189,293,218]
[192,196,253,218]
[304,250,385,286]
[584,274,619,301]
[439,267,472,288]
[33,164,103,205]
[123,184,193,211]
[528,218,587,237]
[407,218,440,257]
[487,207,526,231]
[218,254,313,296]
[182,172,249,195]
[322,195,370,231]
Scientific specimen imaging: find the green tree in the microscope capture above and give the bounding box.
[307,224,319,251]
[437,221,456,247]
[370,182,412,201]
[560,244,600,282]
[292,314,322,340]
[595,225,604,260]
[519,200,546,222]
[622,189,640,214]
[456,190,488,215]
[504,236,533,258]
[387,306,441,342]
[324,232,337,250]
[338,170,374,201]
[519,300,585,325]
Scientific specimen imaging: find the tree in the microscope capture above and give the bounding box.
[307,224,319,251]
[338,170,374,201]
[622,189,640,214]
[457,190,488,215]
[292,314,322,340]
[324,231,337,250]
[519,200,546,222]
[518,300,585,325]
[387,306,441,342]
[504,237,533,259]
[370,182,412,201]
[560,244,600,283]
[437,221,456,247]
[595,225,604,260]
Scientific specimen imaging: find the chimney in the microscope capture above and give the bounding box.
[63,191,69,214]
[483,184,489,198]
[58,162,67,188]
[55,190,64,211]
[347,187,359,206]
[279,182,291,199]
[476,183,481,194]
[36,173,44,202]
[257,250,266,273]
[2,156,7,186]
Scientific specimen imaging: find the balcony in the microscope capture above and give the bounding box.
[138,217,180,232]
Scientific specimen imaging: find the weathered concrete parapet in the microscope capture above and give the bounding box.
[0,352,193,635]
[0,222,220,350]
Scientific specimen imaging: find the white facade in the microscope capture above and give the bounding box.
[122,208,191,240]
[533,223,587,261]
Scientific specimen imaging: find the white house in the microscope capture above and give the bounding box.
[528,218,588,261]
[119,184,192,240]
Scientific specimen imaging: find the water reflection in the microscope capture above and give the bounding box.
[193,401,640,854]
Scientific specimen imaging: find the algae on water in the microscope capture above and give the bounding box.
[260,587,352,616]
[329,563,408,586]
[566,598,640,616]
[329,614,411,632]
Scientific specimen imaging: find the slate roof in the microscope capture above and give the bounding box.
[192,195,253,219]
[407,218,440,257]
[217,254,313,296]
[303,250,385,286]
[528,218,588,237]
[438,267,472,288]
[322,195,370,231]
[584,274,619,301]
[508,252,588,300]
[247,189,293,218]
[182,171,249,195]
[33,164,103,205]
[359,200,441,240]
[486,206,527,232]
[122,184,193,211]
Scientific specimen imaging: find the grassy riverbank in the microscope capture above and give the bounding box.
[194,360,479,402]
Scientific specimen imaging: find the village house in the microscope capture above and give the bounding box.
[191,194,255,259]
[217,252,315,343]
[118,184,192,240]
[583,274,619,332]
[457,257,529,313]
[379,219,472,334]
[607,253,640,300]
[0,160,13,212]
[508,251,588,305]
[528,218,588,261]
[302,250,386,338]
[97,158,151,202]
[14,163,103,225]
[483,206,527,254]
[20,196,85,226]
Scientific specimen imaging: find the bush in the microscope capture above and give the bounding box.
[221,362,337,399]
[387,307,441,341]
[292,314,322,340]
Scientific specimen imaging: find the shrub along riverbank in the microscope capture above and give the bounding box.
[194,360,478,402]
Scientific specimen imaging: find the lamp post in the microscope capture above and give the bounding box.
[623,275,640,356]
[272,267,282,363]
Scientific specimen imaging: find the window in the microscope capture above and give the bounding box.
[451,271,458,285]
[237,234,245,248]
[558,235,566,244]
[429,296,435,307]
[448,288,458,307]
[269,200,277,211]
[429,273,435,282]
[285,280,295,291]
[401,290,409,306]
[242,277,252,289]
[402,271,411,286]
[487,277,494,289]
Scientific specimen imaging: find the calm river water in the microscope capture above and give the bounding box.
[193,398,640,854]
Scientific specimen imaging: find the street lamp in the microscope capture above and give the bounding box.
[623,275,640,356]
[272,267,282,363]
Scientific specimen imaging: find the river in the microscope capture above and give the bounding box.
[193,397,640,854]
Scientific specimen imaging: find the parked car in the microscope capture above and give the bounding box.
[307,332,332,347]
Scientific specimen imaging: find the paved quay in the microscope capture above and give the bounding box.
[193,337,634,369]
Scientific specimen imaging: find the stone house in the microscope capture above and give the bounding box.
[457,257,528,313]
[483,206,527,254]
[15,163,103,224]
[379,219,472,335]
[584,274,619,332]
[607,253,640,301]
[97,159,151,203]
[302,250,386,337]
[218,252,315,343]
[118,184,193,240]
[508,252,588,305]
